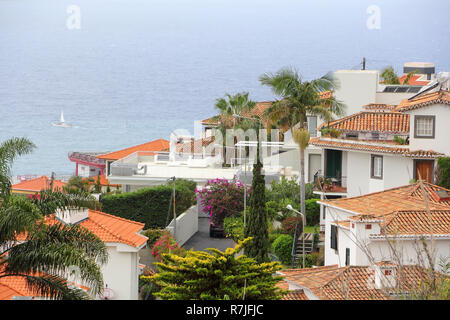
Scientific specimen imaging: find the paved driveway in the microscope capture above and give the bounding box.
[139,217,235,270]
[182,217,234,252]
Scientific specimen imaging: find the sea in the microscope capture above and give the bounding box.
[0,0,449,176]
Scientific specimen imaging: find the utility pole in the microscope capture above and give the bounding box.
[362,57,366,70]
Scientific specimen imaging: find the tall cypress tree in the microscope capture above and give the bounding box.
[244,132,270,263]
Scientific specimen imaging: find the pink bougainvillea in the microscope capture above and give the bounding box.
[195,178,250,227]
[151,233,179,261]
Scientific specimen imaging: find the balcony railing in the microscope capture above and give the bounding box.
[313,171,347,193]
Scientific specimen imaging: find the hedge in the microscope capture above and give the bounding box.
[101,181,196,229]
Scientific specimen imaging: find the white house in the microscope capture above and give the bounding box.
[7,208,148,300]
[309,89,450,232]
[319,181,450,271]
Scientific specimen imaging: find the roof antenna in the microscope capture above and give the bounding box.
[362,57,366,70]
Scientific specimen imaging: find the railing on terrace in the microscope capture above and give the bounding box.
[313,171,347,193]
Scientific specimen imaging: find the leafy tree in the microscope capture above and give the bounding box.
[380,66,417,85]
[0,137,108,300]
[437,157,450,189]
[93,175,102,194]
[260,67,345,229]
[244,144,270,263]
[64,175,91,193]
[149,238,286,300]
[380,66,401,84]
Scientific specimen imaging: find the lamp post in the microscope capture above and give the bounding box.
[286,204,305,269]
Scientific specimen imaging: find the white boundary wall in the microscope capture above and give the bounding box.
[166,205,198,246]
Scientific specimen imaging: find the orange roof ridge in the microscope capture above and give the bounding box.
[88,209,145,228]
[97,139,170,160]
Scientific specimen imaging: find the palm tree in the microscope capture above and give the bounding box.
[0,137,108,299]
[260,67,345,227]
[213,92,257,165]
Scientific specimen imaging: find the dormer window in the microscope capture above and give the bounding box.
[414,115,435,139]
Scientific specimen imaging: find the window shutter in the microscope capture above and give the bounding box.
[345,248,350,266]
[330,225,337,250]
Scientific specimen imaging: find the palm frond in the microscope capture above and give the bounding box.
[0,137,36,200]
[25,274,89,300]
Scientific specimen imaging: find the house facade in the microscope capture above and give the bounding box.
[319,182,450,271]
[9,209,148,300]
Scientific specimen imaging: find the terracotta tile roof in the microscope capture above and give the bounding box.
[0,265,90,300]
[321,111,409,133]
[96,139,170,160]
[363,103,397,111]
[280,264,434,300]
[201,91,332,125]
[12,175,66,193]
[382,210,450,236]
[16,210,148,248]
[309,137,444,159]
[395,90,450,112]
[282,289,309,300]
[398,74,432,86]
[320,182,450,217]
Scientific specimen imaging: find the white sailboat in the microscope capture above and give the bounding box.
[52,110,72,127]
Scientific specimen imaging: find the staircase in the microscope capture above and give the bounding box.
[294,233,314,257]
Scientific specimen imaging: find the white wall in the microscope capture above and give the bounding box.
[167,205,199,246]
[100,244,140,300]
[408,104,450,155]
[346,152,414,198]
[333,70,378,116]
[375,92,414,105]
[368,239,450,271]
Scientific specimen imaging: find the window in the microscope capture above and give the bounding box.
[346,133,358,139]
[414,115,435,138]
[365,224,372,230]
[330,225,338,250]
[345,248,350,266]
[371,132,380,140]
[385,270,392,276]
[307,116,318,137]
[371,155,383,179]
[323,206,326,220]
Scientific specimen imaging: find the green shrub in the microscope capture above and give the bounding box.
[437,157,450,189]
[142,229,170,247]
[269,232,282,245]
[295,251,324,268]
[223,215,245,242]
[272,234,293,265]
[305,199,320,226]
[101,182,196,229]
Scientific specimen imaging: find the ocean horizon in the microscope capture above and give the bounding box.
[1,0,449,176]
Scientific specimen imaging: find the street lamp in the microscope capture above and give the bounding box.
[286,204,305,269]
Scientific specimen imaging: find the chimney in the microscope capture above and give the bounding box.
[55,208,89,225]
[373,262,397,290]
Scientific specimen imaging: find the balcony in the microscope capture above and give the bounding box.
[313,172,347,195]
